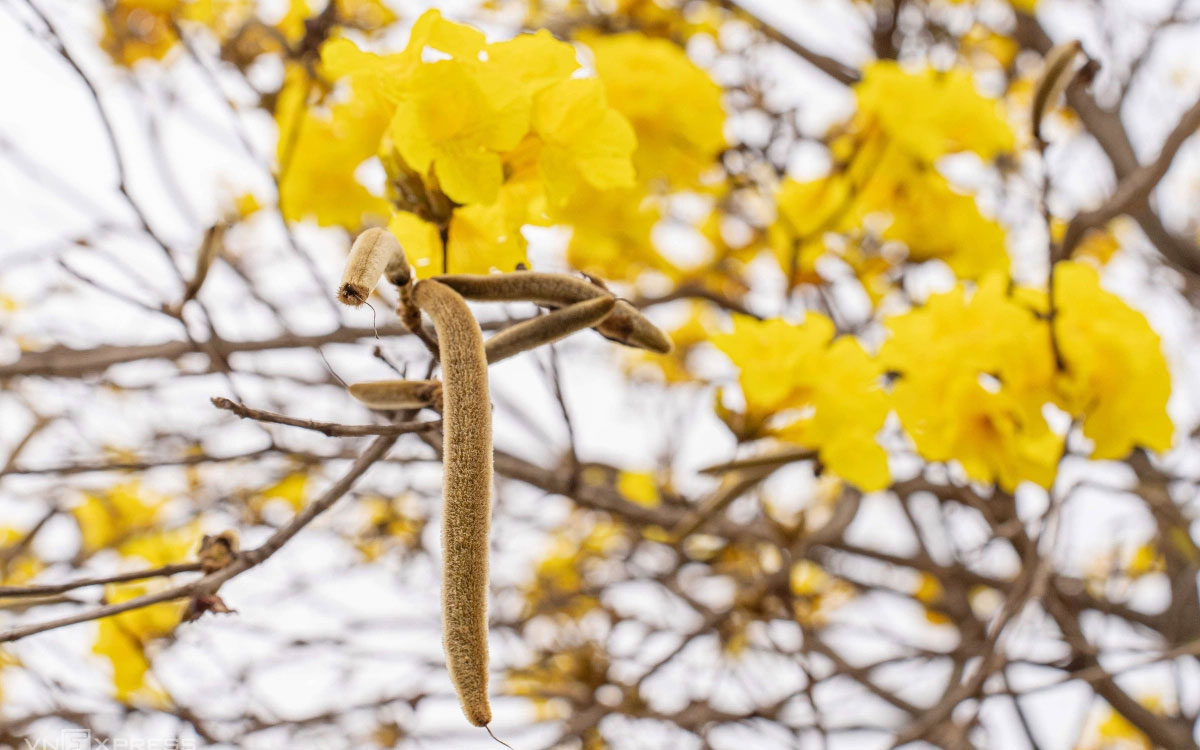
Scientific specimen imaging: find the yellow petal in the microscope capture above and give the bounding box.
[388,211,445,278]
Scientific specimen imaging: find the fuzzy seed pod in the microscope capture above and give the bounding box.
[1032,40,1084,142]
[412,279,493,727]
[484,296,617,364]
[338,228,399,305]
[436,272,673,354]
[347,379,442,411]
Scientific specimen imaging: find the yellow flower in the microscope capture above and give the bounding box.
[446,201,529,273]
[93,584,183,705]
[74,482,167,554]
[487,29,581,96]
[913,573,951,624]
[388,179,536,277]
[389,59,531,206]
[388,211,445,278]
[960,24,1020,70]
[882,276,1061,490]
[532,78,637,205]
[861,149,1010,278]
[256,472,309,512]
[711,314,835,418]
[774,175,854,240]
[587,32,725,187]
[118,521,203,566]
[713,315,890,490]
[854,61,1015,163]
[1054,262,1173,459]
[275,66,391,227]
[331,0,397,32]
[773,337,891,491]
[101,0,181,67]
[617,471,660,508]
[771,135,1009,283]
[324,11,630,210]
[908,375,1063,490]
[320,11,513,207]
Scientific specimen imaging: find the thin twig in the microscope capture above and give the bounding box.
[0,563,203,599]
[211,397,442,437]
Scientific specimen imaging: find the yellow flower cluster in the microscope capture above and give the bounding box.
[715,263,1172,491]
[278,11,726,284]
[772,61,1014,295]
[285,11,639,274]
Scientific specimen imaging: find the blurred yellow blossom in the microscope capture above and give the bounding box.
[1054,262,1173,459]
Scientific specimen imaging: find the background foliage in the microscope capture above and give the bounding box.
[2,0,1200,748]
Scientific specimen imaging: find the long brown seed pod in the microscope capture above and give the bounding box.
[338,228,401,305]
[347,379,442,411]
[1032,40,1083,142]
[412,278,493,727]
[436,272,673,354]
[484,296,617,364]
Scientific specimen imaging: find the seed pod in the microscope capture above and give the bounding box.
[338,228,399,305]
[347,379,442,411]
[484,296,617,364]
[436,271,602,306]
[1032,40,1083,142]
[178,223,225,309]
[412,279,493,727]
[436,272,673,354]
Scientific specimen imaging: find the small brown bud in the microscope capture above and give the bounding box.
[198,530,239,573]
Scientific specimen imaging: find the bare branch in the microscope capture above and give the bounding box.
[0,325,408,380]
[0,434,397,643]
[0,563,202,599]
[1060,95,1200,259]
[211,397,442,437]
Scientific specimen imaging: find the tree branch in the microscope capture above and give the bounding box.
[0,433,396,643]
[713,0,861,86]
[0,325,408,380]
[1060,95,1200,259]
[211,397,442,437]
[0,563,202,599]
